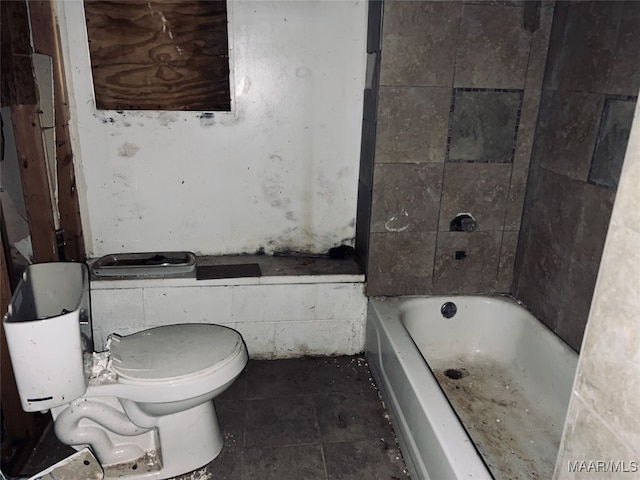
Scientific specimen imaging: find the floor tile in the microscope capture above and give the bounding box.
[244,396,319,448]
[324,439,409,480]
[314,393,392,444]
[215,399,246,451]
[243,444,326,480]
[218,365,248,400]
[305,356,379,395]
[245,358,317,398]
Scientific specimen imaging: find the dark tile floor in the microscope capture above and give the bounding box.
[21,356,410,480]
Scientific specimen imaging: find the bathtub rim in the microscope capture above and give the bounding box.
[366,295,493,480]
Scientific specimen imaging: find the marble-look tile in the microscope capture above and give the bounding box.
[589,98,636,190]
[438,163,512,232]
[366,231,437,296]
[573,223,640,452]
[552,183,615,351]
[606,2,640,95]
[514,89,545,166]
[503,160,530,231]
[370,163,443,233]
[524,5,554,91]
[432,231,502,294]
[323,439,409,480]
[573,183,615,269]
[554,270,593,352]
[380,1,460,87]
[454,4,531,89]
[514,173,615,351]
[375,86,451,164]
[535,90,604,182]
[513,237,567,333]
[555,396,638,479]
[448,89,522,163]
[497,231,518,293]
[523,167,581,252]
[544,1,622,93]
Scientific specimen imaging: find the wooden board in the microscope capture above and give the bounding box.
[30,1,86,261]
[84,0,231,111]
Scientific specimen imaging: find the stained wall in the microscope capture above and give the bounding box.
[56,1,367,257]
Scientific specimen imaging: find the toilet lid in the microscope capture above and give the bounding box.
[108,324,245,381]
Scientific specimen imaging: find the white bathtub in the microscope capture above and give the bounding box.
[365,296,578,480]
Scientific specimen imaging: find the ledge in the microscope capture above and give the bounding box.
[90,254,364,289]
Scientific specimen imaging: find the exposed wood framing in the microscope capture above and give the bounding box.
[10,106,59,262]
[29,1,86,261]
[1,0,59,263]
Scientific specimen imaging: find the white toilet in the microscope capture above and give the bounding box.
[3,262,248,480]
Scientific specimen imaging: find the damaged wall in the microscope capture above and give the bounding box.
[56,1,366,257]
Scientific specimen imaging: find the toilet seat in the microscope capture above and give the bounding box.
[108,324,245,382]
[86,324,248,405]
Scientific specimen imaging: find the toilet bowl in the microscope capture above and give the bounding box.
[3,262,248,480]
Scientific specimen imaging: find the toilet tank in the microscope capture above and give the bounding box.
[3,262,92,412]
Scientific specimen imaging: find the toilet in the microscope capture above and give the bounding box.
[2,262,248,479]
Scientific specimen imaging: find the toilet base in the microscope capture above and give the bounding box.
[56,400,223,480]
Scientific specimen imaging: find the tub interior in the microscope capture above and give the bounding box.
[400,297,577,480]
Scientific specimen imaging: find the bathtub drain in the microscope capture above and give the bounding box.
[444,368,469,380]
[441,302,457,318]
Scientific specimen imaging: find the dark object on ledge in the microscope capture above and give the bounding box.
[273,245,356,260]
[196,263,262,280]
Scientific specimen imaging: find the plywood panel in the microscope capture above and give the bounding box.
[84,0,230,111]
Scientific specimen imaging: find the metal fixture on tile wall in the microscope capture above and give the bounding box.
[449,213,478,233]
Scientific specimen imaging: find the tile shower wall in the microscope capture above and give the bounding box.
[554,100,640,480]
[365,1,554,295]
[513,1,640,351]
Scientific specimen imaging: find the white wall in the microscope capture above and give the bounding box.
[56,0,367,257]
